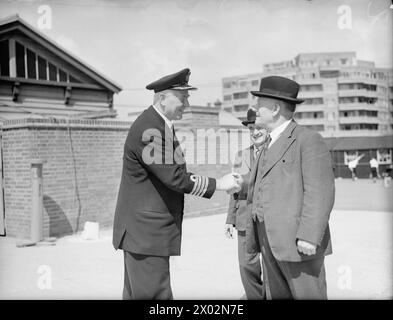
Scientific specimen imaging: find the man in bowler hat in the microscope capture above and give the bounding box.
[113,68,241,299]
[246,76,335,299]
[225,108,268,300]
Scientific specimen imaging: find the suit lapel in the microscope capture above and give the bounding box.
[259,120,297,180]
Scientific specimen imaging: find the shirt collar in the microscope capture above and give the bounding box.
[269,119,292,147]
[152,104,173,130]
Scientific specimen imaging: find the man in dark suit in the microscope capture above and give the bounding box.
[113,68,241,300]
[225,108,268,300]
[246,76,335,299]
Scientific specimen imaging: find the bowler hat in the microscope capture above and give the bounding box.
[250,76,304,104]
[241,108,256,126]
[146,68,197,93]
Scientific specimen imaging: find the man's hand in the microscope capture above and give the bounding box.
[297,239,317,256]
[225,173,243,194]
[224,224,234,239]
[216,173,241,193]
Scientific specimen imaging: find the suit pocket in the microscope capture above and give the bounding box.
[138,209,177,227]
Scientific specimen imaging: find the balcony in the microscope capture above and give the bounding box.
[338,89,377,98]
[296,78,323,85]
[339,116,379,124]
[336,130,382,137]
[338,77,377,86]
[295,118,325,126]
[338,103,379,111]
[298,91,324,99]
[295,104,325,112]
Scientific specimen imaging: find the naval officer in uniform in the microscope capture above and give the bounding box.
[113,68,241,300]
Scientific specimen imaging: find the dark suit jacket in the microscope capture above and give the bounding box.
[246,120,335,262]
[113,106,216,256]
[226,146,255,231]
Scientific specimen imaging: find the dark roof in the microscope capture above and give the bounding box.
[0,15,122,93]
[324,136,393,151]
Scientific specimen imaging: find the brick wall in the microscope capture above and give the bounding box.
[1,116,248,239]
[2,127,32,237]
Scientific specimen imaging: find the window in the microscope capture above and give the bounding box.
[15,41,25,77]
[59,69,67,82]
[26,48,36,79]
[295,111,324,119]
[320,70,339,78]
[0,40,9,76]
[299,84,323,92]
[340,58,348,65]
[339,110,378,117]
[339,97,356,104]
[233,92,248,100]
[69,75,81,83]
[377,149,392,164]
[303,98,324,105]
[251,80,259,86]
[223,82,231,89]
[303,125,324,132]
[12,41,79,84]
[358,97,377,104]
[38,55,47,80]
[223,95,232,101]
[340,123,378,130]
[234,104,249,112]
[48,62,57,81]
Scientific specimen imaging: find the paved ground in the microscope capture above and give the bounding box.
[0,179,392,300]
[333,178,393,213]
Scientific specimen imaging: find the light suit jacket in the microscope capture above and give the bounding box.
[246,120,335,262]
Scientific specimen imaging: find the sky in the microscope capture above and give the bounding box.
[0,0,392,111]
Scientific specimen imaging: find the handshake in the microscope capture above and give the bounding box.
[216,173,243,194]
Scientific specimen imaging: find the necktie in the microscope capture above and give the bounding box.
[265,134,272,150]
[172,125,177,147]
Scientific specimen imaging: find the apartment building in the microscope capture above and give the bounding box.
[222,52,393,138]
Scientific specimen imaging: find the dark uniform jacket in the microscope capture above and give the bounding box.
[113,106,216,256]
[246,120,335,262]
[226,146,255,231]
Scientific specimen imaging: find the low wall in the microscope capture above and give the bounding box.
[1,118,248,238]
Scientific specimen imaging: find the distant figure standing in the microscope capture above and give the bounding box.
[347,154,364,181]
[369,157,379,183]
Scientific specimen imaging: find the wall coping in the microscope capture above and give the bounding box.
[0,117,248,131]
[0,118,133,130]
